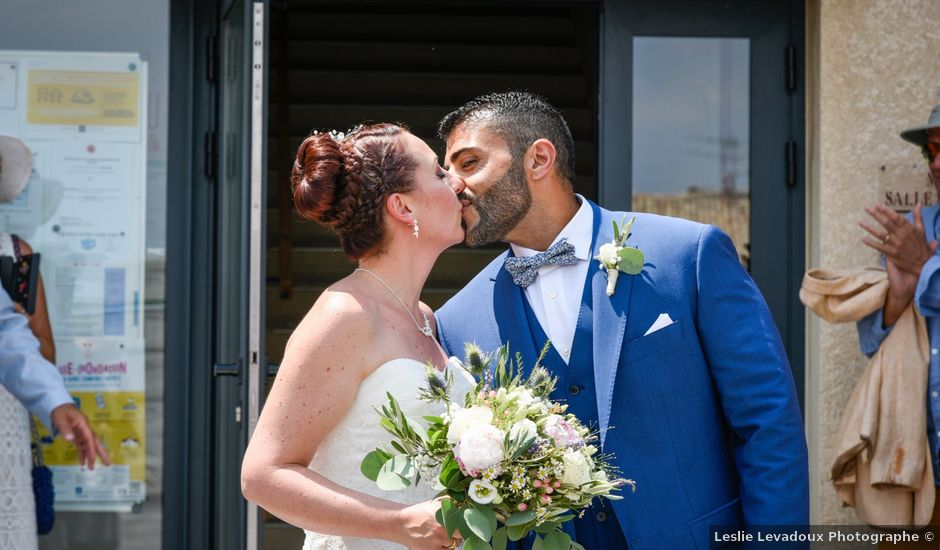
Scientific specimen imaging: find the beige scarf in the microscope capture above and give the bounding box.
[801,267,934,527]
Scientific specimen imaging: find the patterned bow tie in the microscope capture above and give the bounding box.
[504,238,579,288]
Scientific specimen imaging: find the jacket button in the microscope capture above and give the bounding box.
[596,511,607,522]
[569,384,581,395]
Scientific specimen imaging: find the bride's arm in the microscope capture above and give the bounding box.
[241,293,450,548]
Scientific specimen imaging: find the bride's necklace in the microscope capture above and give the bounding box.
[354,268,433,338]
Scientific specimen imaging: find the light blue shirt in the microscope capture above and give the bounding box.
[0,286,73,430]
[857,203,940,485]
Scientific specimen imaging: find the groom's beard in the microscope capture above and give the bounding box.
[463,159,531,247]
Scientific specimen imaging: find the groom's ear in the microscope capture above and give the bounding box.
[526,139,557,183]
[385,193,413,226]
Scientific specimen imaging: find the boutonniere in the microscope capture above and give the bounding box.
[595,216,644,296]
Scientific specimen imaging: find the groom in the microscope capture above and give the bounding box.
[434,92,809,549]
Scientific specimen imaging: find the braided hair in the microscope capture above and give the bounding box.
[291,123,417,259]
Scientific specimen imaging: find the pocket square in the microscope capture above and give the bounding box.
[643,313,675,336]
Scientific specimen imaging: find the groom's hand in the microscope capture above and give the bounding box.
[396,499,460,550]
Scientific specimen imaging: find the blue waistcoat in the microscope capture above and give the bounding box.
[505,207,629,549]
[518,281,630,550]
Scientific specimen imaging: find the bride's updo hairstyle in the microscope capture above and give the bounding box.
[291,123,418,259]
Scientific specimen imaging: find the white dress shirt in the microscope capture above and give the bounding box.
[510,195,593,364]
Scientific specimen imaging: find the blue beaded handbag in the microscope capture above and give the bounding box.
[29,416,54,535]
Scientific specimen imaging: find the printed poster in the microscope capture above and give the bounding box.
[0,50,147,512]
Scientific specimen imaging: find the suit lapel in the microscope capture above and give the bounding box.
[492,254,540,367]
[589,203,633,449]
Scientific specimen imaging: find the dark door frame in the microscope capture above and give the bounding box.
[164,0,222,547]
[599,0,807,410]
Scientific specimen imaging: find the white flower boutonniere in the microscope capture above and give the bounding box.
[595,216,644,296]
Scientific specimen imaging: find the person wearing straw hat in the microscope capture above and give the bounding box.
[857,100,940,536]
[0,135,110,550]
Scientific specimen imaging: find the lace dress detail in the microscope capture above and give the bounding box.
[302,357,474,550]
[0,233,37,550]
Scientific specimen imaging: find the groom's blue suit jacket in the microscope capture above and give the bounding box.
[435,201,809,550]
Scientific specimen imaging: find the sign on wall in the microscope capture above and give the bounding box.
[879,161,937,212]
[0,50,147,512]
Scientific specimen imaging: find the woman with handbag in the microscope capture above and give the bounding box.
[0,135,110,550]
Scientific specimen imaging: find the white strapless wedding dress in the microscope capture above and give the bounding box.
[302,356,474,550]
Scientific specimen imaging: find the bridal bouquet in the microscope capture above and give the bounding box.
[360,343,633,550]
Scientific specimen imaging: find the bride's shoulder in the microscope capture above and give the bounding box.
[287,288,377,357]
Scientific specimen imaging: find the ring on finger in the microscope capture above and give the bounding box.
[883,233,891,244]
[448,539,458,549]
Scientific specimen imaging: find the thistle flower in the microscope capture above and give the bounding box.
[464,342,489,378]
[526,365,556,398]
[417,364,453,404]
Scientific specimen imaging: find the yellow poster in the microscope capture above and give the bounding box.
[36,391,146,491]
[27,69,139,127]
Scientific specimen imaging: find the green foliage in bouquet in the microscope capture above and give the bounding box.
[360,342,634,550]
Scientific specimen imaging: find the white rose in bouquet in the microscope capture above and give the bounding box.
[543,414,582,448]
[560,448,594,487]
[456,424,505,474]
[447,406,494,445]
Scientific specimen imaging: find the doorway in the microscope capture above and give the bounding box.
[262,1,600,546]
[208,1,804,548]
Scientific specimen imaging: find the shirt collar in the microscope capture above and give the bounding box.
[510,194,592,261]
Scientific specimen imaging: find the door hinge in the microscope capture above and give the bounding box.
[213,360,240,377]
[206,34,219,83]
[785,44,797,94]
[785,140,798,188]
[204,131,218,180]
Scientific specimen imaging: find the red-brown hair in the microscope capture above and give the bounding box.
[291,123,417,259]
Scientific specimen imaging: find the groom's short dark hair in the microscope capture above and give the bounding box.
[438,91,576,184]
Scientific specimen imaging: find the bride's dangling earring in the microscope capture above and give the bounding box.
[412,217,420,239]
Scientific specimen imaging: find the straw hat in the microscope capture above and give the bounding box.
[0,135,32,203]
[900,103,940,146]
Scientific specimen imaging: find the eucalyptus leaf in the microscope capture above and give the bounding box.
[463,538,493,550]
[506,523,529,542]
[532,535,545,550]
[534,521,559,534]
[376,455,413,490]
[389,455,415,478]
[375,469,409,490]
[617,247,644,275]
[442,500,460,538]
[359,450,390,482]
[571,542,587,550]
[505,510,536,526]
[492,527,508,550]
[542,530,572,550]
[473,504,498,537]
[463,507,495,541]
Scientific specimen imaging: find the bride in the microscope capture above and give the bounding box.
[241,123,472,550]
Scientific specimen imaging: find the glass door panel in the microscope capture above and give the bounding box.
[0,1,170,549]
[633,37,751,268]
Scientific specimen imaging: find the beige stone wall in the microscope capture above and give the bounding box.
[806,0,940,524]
